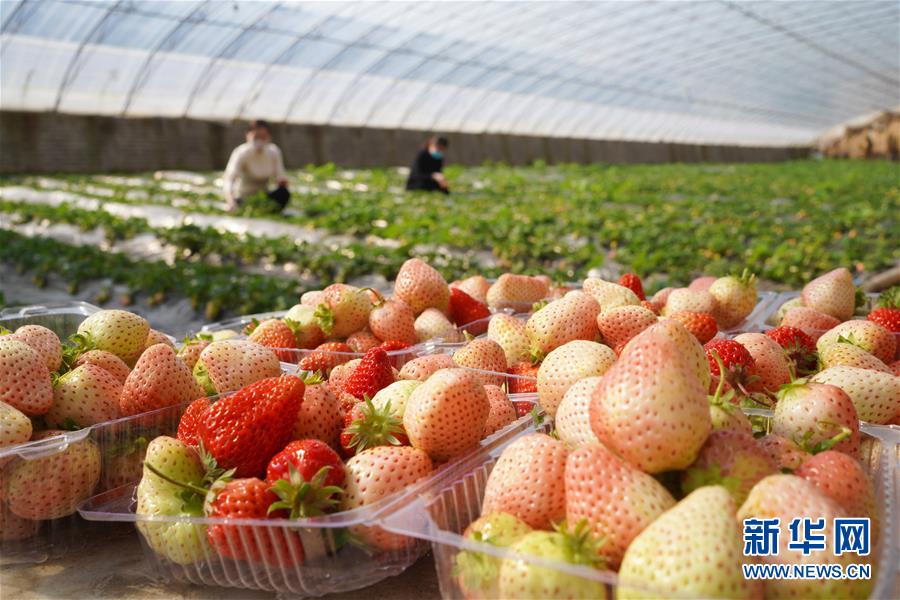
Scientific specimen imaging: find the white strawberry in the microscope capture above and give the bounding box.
[536,340,615,417]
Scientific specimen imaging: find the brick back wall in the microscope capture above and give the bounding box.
[0,110,809,174]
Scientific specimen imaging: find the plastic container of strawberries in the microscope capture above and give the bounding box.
[194,310,434,368]
[77,404,543,596]
[379,416,898,599]
[0,301,101,338]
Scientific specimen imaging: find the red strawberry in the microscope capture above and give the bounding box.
[346,329,381,353]
[206,477,305,566]
[45,363,122,429]
[482,384,517,436]
[537,340,615,417]
[617,273,646,301]
[0,338,53,416]
[795,451,875,520]
[368,295,418,345]
[403,368,490,461]
[802,267,856,321]
[340,397,408,457]
[6,324,62,371]
[314,284,373,338]
[481,433,567,529]
[73,349,131,384]
[193,340,281,396]
[293,376,342,448]
[765,325,817,376]
[666,311,717,344]
[486,274,549,311]
[265,439,344,518]
[248,319,298,362]
[591,324,711,473]
[448,288,491,332]
[342,347,394,401]
[867,306,900,333]
[451,275,490,304]
[397,353,455,381]
[393,259,450,315]
[197,375,305,477]
[297,342,354,375]
[176,397,211,447]
[452,339,507,386]
[340,445,433,549]
[641,299,662,315]
[566,442,674,567]
[703,339,761,394]
[512,399,535,417]
[378,340,411,353]
[595,305,657,349]
[774,381,860,456]
[119,344,202,416]
[507,361,538,394]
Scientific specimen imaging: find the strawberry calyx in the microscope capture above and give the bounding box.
[268,464,343,519]
[360,287,385,307]
[796,422,853,455]
[298,370,325,386]
[854,288,867,311]
[531,299,550,312]
[343,397,406,453]
[553,519,607,569]
[0,326,10,335]
[192,359,217,396]
[682,464,742,498]
[242,318,260,335]
[59,331,96,373]
[313,303,335,336]
[875,286,899,309]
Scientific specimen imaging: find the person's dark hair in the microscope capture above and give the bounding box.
[424,135,448,149]
[248,119,271,133]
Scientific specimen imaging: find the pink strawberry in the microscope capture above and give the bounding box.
[119,344,203,416]
[0,338,53,415]
[795,451,875,520]
[393,258,450,315]
[341,445,432,549]
[403,368,489,460]
[620,486,759,599]
[487,313,530,367]
[565,443,675,568]
[282,303,326,349]
[643,319,711,390]
[817,320,896,364]
[293,377,342,448]
[486,274,549,311]
[651,286,675,305]
[452,339,508,387]
[536,340,615,417]
[76,309,150,366]
[661,288,718,316]
[193,340,281,395]
[554,376,603,450]
[765,325,818,375]
[0,401,32,455]
[314,284,373,338]
[688,276,717,291]
[174,338,209,372]
[481,433,567,529]
[248,319,298,362]
[74,349,131,383]
[398,353,456,381]
[774,381,860,456]
[802,267,856,321]
[681,429,777,505]
[781,306,841,339]
[144,328,173,350]
[5,431,101,519]
[482,384,517,437]
[6,325,61,371]
[327,359,360,399]
[738,475,871,599]
[811,366,899,424]
[414,307,460,343]
[451,275,490,304]
[890,359,900,376]
[733,332,792,393]
[1,499,39,541]
[708,269,757,329]
[820,341,891,373]
[595,304,657,349]
[46,363,122,429]
[758,434,809,470]
[300,290,324,307]
[590,325,711,473]
[368,296,418,345]
[525,291,600,360]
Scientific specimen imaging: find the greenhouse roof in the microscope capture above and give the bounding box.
[1,0,897,146]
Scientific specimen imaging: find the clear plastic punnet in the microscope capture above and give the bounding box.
[380,414,898,600]
[77,408,544,596]
[0,301,101,338]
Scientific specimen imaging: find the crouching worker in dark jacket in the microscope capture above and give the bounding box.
[406,136,449,194]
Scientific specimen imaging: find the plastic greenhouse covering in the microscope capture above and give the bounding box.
[1,0,897,146]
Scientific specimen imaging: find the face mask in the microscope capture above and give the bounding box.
[430,150,443,160]
[253,139,266,151]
